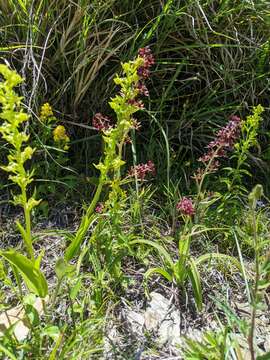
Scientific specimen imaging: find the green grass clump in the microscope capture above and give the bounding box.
[1,0,270,191]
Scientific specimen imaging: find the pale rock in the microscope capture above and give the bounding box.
[0,297,47,341]
[144,292,181,347]
[126,309,144,334]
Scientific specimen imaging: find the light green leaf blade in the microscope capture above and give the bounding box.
[187,259,202,312]
[55,258,75,281]
[130,239,174,268]
[0,250,48,298]
[195,253,242,272]
[145,267,173,283]
[0,344,17,360]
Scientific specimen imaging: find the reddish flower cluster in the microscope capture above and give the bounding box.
[128,160,156,180]
[176,197,195,216]
[92,113,112,132]
[193,162,220,182]
[95,202,104,213]
[131,118,141,131]
[193,115,242,181]
[122,47,155,111]
[137,81,149,96]
[115,47,154,114]
[198,115,241,164]
[127,99,145,109]
[137,47,155,79]
[124,135,132,144]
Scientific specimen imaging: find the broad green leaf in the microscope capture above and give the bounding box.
[15,220,35,259]
[187,259,202,311]
[65,214,96,261]
[0,344,17,360]
[70,278,82,300]
[178,234,190,257]
[42,326,61,341]
[23,293,36,306]
[16,220,28,244]
[0,250,48,298]
[177,235,191,284]
[145,267,173,283]
[130,239,174,268]
[189,226,227,237]
[34,249,44,269]
[195,253,242,272]
[25,304,40,327]
[48,326,66,360]
[55,258,75,280]
[174,259,188,284]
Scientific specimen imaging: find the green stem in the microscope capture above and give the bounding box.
[65,179,104,261]
[12,265,23,302]
[228,146,246,191]
[131,129,144,233]
[86,179,104,218]
[248,207,259,360]
[196,146,222,202]
[194,146,223,224]
[177,231,191,284]
[51,278,62,307]
[42,298,47,316]
[22,188,34,261]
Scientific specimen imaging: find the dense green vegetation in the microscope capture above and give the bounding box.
[0,1,270,359]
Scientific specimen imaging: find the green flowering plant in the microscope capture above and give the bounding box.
[50,48,156,309]
[38,103,70,150]
[182,185,270,359]
[216,105,264,225]
[138,210,241,312]
[34,103,73,214]
[0,64,47,298]
[226,105,264,191]
[65,47,154,261]
[246,184,270,360]
[40,102,55,122]
[190,106,264,228]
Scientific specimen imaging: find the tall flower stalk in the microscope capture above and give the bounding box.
[193,107,263,203]
[229,105,264,190]
[193,114,242,203]
[0,64,47,299]
[0,65,40,260]
[65,48,154,261]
